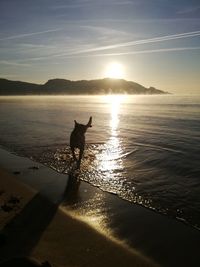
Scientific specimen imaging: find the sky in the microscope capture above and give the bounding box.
[0,0,200,94]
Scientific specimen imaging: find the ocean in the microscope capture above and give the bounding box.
[0,94,199,229]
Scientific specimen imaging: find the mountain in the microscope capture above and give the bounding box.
[0,78,168,95]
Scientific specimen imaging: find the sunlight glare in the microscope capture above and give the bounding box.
[105,62,125,79]
[97,95,126,178]
[105,94,126,134]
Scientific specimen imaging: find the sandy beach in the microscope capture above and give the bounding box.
[0,148,200,267]
[0,163,157,267]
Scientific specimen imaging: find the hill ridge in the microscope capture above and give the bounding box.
[0,77,168,95]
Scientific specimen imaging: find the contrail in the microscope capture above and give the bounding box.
[0,29,61,41]
[13,30,200,62]
[67,30,200,55]
[21,46,200,63]
[83,46,200,58]
[42,30,200,59]
[0,60,30,66]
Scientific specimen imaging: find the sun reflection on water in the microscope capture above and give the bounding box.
[110,97,120,134]
[97,95,126,181]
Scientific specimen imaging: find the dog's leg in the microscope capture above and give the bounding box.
[77,148,84,168]
[71,147,77,161]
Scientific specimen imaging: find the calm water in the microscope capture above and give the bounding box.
[0,95,200,229]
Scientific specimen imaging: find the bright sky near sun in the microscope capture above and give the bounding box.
[0,0,200,94]
[105,63,125,79]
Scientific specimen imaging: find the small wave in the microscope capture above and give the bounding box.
[133,142,184,154]
[119,149,138,159]
[14,142,200,232]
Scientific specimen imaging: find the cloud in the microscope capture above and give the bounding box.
[86,46,200,58]
[70,30,200,54]
[0,29,62,41]
[0,60,30,67]
[50,0,133,9]
[46,30,200,58]
[11,30,200,63]
[19,43,55,49]
[80,25,132,39]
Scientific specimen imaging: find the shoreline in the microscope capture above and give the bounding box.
[0,169,157,267]
[0,147,200,266]
[1,144,199,231]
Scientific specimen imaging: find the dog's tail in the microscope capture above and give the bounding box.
[87,116,92,127]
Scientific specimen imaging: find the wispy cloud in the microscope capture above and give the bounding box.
[0,29,62,41]
[50,0,92,9]
[80,25,132,40]
[19,43,56,49]
[0,60,30,67]
[84,46,200,58]
[11,30,200,63]
[50,0,133,9]
[69,30,200,54]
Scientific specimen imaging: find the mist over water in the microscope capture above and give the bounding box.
[0,95,200,229]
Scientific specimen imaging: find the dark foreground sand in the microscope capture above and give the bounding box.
[0,169,158,267]
[0,148,200,267]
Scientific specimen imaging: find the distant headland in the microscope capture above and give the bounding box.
[0,78,168,95]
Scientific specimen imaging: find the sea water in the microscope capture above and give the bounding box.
[0,95,199,229]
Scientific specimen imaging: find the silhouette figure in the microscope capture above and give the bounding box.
[70,116,92,168]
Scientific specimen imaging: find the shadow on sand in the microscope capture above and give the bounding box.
[63,171,81,204]
[0,169,80,265]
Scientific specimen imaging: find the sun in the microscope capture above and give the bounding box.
[104,62,125,79]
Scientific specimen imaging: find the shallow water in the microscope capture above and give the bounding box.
[0,95,200,229]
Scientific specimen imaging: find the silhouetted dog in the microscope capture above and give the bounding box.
[70,116,92,167]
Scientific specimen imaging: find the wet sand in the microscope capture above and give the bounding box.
[0,170,157,267]
[0,148,200,267]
